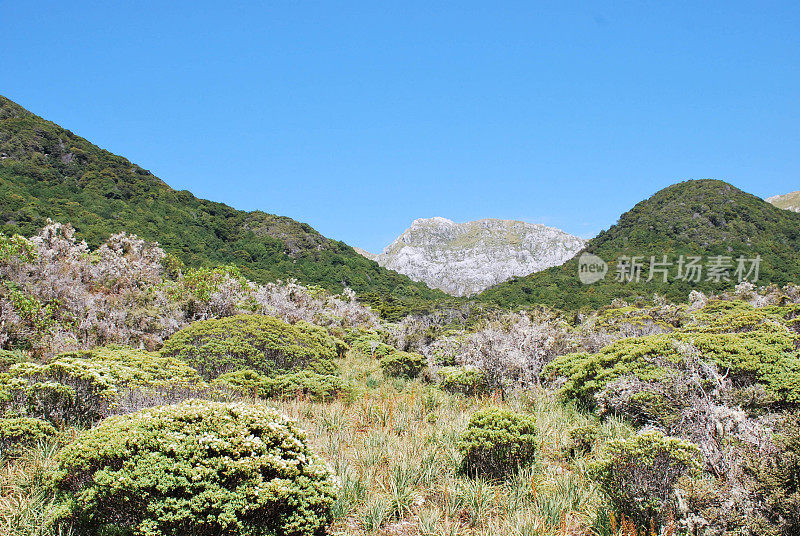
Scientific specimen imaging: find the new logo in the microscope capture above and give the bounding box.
[578,253,607,284]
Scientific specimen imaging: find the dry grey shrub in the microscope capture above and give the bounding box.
[596,341,786,533]
[0,221,180,356]
[387,303,485,353]
[423,311,573,392]
[248,280,378,329]
[0,221,378,357]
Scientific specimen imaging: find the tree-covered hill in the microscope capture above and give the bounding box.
[479,179,800,309]
[0,95,446,315]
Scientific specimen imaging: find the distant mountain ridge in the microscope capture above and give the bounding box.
[366,217,585,296]
[0,95,445,317]
[766,191,800,212]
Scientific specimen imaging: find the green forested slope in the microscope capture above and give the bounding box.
[0,95,446,316]
[480,179,800,309]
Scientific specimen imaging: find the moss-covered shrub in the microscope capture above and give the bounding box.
[590,430,701,530]
[160,314,338,379]
[1,347,204,426]
[350,335,395,359]
[379,351,426,379]
[438,366,489,396]
[52,399,338,536]
[458,407,537,478]
[0,416,57,457]
[214,369,346,401]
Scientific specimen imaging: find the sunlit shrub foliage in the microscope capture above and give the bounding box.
[0,416,57,457]
[438,366,489,396]
[379,351,426,379]
[350,334,395,359]
[160,314,338,379]
[458,407,537,478]
[590,430,701,531]
[214,369,346,401]
[52,399,338,536]
[0,346,203,425]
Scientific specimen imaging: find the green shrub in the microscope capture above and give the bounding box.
[546,321,800,405]
[160,314,338,379]
[596,376,688,430]
[379,351,426,379]
[4,358,119,426]
[1,347,204,425]
[458,407,537,478]
[544,334,680,405]
[350,335,395,359]
[52,399,338,536]
[589,430,701,530]
[214,369,346,401]
[564,423,598,458]
[58,346,204,388]
[0,417,57,457]
[438,366,489,396]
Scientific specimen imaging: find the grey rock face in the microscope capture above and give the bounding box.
[363,217,586,296]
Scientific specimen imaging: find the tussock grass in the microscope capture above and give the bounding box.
[271,352,629,535]
[1,351,630,536]
[0,442,69,536]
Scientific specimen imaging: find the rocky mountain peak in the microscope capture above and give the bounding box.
[362,217,585,296]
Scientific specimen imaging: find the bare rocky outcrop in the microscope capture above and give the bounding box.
[363,217,585,296]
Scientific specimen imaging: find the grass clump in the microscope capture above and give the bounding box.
[51,399,338,536]
[458,407,537,479]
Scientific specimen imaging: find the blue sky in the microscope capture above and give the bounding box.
[2,1,798,253]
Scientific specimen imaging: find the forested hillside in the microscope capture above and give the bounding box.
[0,95,446,318]
[480,179,800,309]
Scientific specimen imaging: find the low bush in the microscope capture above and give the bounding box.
[742,412,800,536]
[379,351,426,379]
[214,369,347,401]
[350,335,395,359]
[546,323,800,406]
[596,375,688,430]
[1,346,204,425]
[458,407,537,478]
[564,423,598,458]
[160,314,338,379]
[589,430,701,530]
[438,366,489,396]
[52,399,338,536]
[0,416,57,457]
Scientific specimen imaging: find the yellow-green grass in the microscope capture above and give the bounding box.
[268,352,633,535]
[1,351,633,536]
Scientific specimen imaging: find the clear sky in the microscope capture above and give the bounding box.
[2,1,798,253]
